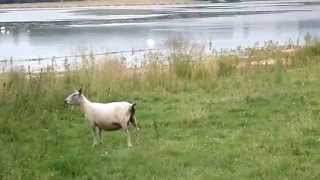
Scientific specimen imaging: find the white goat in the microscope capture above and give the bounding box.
[64,89,139,147]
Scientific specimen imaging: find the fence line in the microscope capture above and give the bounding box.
[0,44,296,73]
[0,48,160,63]
[0,44,292,63]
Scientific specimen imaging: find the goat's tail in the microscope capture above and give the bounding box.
[129,103,139,129]
[130,103,136,116]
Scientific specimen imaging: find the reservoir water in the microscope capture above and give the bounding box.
[0,0,320,62]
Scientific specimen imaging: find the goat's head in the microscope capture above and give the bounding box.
[64,88,82,105]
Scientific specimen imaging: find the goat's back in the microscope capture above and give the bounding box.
[88,101,132,123]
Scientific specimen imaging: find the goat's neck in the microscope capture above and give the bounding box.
[80,95,91,113]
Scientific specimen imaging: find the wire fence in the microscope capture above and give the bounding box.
[0,46,233,73]
[0,48,164,73]
[0,44,295,73]
[0,48,160,63]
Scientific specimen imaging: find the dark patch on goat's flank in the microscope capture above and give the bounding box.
[108,122,122,131]
[97,122,122,131]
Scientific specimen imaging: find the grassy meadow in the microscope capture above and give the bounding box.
[1,39,320,179]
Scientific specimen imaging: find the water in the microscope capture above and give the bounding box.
[0,0,320,62]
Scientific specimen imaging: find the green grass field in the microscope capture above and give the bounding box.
[1,40,320,179]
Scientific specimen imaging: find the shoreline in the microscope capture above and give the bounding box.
[0,0,196,9]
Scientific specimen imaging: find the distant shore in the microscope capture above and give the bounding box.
[0,0,195,9]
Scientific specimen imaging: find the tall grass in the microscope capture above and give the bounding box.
[1,38,318,97]
[0,39,318,116]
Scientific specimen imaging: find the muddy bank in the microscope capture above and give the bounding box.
[0,0,195,9]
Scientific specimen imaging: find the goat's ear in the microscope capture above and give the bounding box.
[78,88,82,95]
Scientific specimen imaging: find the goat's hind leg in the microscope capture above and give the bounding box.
[130,115,140,131]
[91,126,99,147]
[98,127,103,144]
[125,129,133,148]
[122,123,133,148]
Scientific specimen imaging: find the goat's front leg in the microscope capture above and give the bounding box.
[91,127,98,147]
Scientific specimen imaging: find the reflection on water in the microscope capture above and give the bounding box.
[0,0,320,61]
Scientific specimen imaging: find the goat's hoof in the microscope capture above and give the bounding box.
[128,144,133,148]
